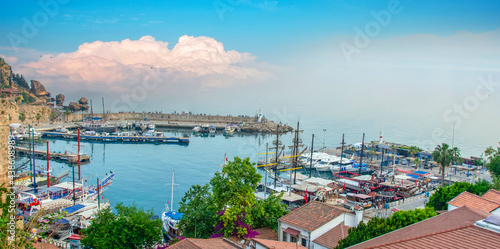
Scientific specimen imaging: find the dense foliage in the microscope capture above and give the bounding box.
[487,153,500,178]
[21,91,35,103]
[81,202,162,249]
[178,157,289,239]
[11,73,30,90]
[336,207,437,249]
[178,184,219,238]
[426,180,493,210]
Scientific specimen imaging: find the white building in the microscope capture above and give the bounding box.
[278,201,363,249]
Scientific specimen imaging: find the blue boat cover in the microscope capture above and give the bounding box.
[63,204,86,214]
[407,174,420,179]
[164,211,183,220]
[413,170,429,175]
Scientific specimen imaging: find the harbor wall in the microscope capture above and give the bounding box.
[66,112,261,123]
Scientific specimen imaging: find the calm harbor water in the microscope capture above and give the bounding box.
[15,116,495,215]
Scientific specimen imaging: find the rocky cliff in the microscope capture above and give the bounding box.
[0,57,12,87]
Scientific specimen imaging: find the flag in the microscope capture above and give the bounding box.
[343,182,346,190]
[304,188,308,204]
[225,153,228,163]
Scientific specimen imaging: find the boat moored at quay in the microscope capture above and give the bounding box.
[41,131,190,144]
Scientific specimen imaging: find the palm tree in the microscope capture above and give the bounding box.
[413,158,422,168]
[65,108,71,122]
[432,143,454,187]
[451,147,462,165]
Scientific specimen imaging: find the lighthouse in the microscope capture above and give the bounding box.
[379,130,383,144]
[258,108,263,123]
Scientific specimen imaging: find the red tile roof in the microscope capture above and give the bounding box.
[278,201,348,232]
[252,238,307,249]
[226,227,278,245]
[32,243,59,249]
[369,225,500,249]
[313,222,350,248]
[349,205,490,249]
[482,189,500,204]
[254,227,278,241]
[447,191,500,212]
[168,238,239,249]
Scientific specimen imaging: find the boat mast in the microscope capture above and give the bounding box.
[28,124,33,186]
[47,141,50,188]
[359,133,365,175]
[289,121,303,184]
[78,128,81,181]
[32,128,37,193]
[309,134,314,178]
[90,99,93,121]
[264,143,268,198]
[340,133,345,169]
[102,97,105,121]
[171,171,175,211]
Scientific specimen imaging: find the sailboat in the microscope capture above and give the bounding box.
[161,170,183,241]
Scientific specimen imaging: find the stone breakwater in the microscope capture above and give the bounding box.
[66,112,293,133]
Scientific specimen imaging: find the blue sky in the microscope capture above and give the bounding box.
[1,1,500,155]
[2,0,499,57]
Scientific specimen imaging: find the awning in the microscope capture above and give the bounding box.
[407,174,420,179]
[68,234,81,240]
[284,227,300,236]
[354,194,371,199]
[62,204,86,214]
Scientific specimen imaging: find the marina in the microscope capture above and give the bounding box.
[42,131,190,144]
[14,146,91,164]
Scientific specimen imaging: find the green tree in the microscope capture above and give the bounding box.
[451,147,462,165]
[65,108,71,122]
[49,109,58,122]
[432,143,454,187]
[426,180,492,210]
[81,203,162,249]
[413,158,421,168]
[484,146,496,162]
[211,157,261,238]
[19,111,26,122]
[178,157,288,239]
[21,91,35,103]
[487,155,500,178]
[35,111,42,124]
[250,192,288,230]
[336,207,437,249]
[178,184,219,239]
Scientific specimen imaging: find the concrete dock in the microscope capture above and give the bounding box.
[14,146,90,164]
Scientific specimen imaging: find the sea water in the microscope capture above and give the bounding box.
[14,117,493,215]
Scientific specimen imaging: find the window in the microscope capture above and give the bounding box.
[302,238,307,247]
[291,236,297,243]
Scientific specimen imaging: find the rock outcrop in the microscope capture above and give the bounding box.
[68,101,89,112]
[68,102,81,112]
[30,80,47,96]
[78,97,88,105]
[56,94,65,106]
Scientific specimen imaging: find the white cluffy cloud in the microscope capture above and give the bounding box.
[21,35,269,92]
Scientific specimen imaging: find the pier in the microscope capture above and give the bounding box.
[14,146,91,164]
[42,132,190,144]
[61,112,293,133]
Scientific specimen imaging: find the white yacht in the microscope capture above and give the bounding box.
[314,155,341,171]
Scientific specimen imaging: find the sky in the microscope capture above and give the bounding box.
[1,0,500,155]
